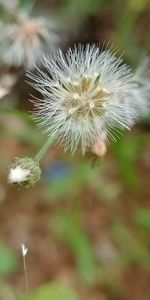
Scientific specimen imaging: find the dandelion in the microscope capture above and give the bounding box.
[28,44,141,154]
[0,11,59,69]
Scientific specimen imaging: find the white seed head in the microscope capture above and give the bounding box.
[28,44,143,154]
[8,166,30,184]
[0,11,59,69]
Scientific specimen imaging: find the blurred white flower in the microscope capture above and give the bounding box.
[28,45,142,154]
[0,87,10,99]
[0,11,59,69]
[130,57,150,117]
[0,0,18,11]
[0,73,17,99]
[21,243,28,257]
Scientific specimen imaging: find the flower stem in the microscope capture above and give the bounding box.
[34,137,53,162]
[23,253,28,292]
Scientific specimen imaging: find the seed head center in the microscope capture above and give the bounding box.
[14,19,41,41]
[62,75,109,116]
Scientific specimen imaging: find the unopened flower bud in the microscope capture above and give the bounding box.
[8,157,41,188]
[92,139,107,157]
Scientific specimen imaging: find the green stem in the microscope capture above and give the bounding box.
[34,137,53,162]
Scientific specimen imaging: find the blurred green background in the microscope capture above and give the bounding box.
[0,0,150,299]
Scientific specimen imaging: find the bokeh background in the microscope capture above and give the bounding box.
[0,0,150,299]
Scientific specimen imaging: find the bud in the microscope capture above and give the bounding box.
[8,157,41,188]
[91,139,107,157]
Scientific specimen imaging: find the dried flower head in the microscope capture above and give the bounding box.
[0,11,59,69]
[28,45,143,154]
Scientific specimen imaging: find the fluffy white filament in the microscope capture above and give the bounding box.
[8,166,30,184]
[28,44,148,154]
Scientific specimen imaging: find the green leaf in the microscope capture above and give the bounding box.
[23,283,78,300]
[0,243,17,276]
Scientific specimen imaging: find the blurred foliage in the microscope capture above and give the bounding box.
[23,283,78,300]
[0,108,45,146]
[61,0,103,18]
[133,209,150,229]
[0,242,18,276]
[111,221,150,268]
[111,134,140,189]
[45,161,99,199]
[0,281,16,300]
[53,212,98,283]
[114,0,150,63]
[18,0,35,10]
[111,132,149,189]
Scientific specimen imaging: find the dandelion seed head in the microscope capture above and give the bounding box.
[0,0,18,10]
[28,44,140,154]
[0,11,59,69]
